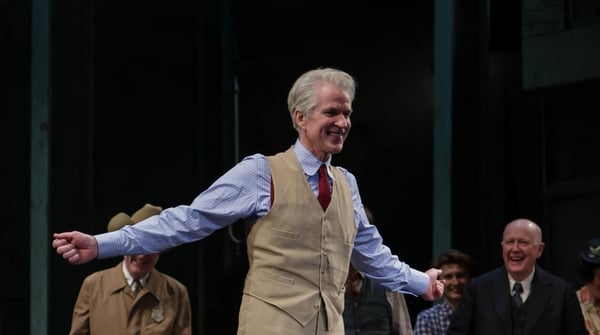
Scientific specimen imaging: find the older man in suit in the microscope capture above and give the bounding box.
[447,218,587,335]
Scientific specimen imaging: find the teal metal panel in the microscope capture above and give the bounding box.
[31,0,50,333]
[433,0,453,258]
[522,0,600,89]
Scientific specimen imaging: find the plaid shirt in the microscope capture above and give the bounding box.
[413,301,454,335]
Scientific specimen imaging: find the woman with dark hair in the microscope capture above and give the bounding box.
[576,237,600,335]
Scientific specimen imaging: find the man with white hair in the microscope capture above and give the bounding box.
[54,67,444,335]
[448,218,586,335]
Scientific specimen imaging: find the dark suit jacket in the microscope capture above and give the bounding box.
[447,265,587,335]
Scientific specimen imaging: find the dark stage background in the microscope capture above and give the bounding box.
[2,0,600,333]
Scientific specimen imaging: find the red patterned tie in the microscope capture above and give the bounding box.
[318,164,331,210]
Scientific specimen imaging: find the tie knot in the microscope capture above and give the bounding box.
[132,279,142,292]
[513,282,523,294]
[319,164,327,177]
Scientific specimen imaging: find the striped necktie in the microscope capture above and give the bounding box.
[512,282,523,305]
[132,279,142,296]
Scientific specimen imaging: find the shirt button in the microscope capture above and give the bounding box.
[313,304,320,310]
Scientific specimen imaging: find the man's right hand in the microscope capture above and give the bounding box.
[52,231,99,265]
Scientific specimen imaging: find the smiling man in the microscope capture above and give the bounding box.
[414,249,473,335]
[447,219,587,335]
[53,67,444,335]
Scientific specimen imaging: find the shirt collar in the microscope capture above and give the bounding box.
[441,300,455,311]
[508,266,535,293]
[121,261,150,287]
[293,138,333,178]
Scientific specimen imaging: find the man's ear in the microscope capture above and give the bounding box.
[293,109,305,129]
[537,242,545,257]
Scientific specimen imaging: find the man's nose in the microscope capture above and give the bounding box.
[334,115,350,128]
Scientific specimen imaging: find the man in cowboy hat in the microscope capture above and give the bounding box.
[69,204,192,335]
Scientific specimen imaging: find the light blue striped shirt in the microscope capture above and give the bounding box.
[95,139,430,296]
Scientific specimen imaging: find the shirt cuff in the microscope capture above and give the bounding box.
[408,269,431,296]
[95,232,121,259]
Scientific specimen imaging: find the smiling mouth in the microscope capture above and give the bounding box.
[327,129,346,137]
[509,255,524,262]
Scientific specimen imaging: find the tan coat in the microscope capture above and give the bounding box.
[69,262,191,335]
[242,148,356,332]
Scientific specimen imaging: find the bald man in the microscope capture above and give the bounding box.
[447,218,587,335]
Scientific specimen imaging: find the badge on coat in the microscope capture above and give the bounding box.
[151,304,165,323]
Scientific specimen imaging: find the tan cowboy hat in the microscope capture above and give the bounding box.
[107,203,162,232]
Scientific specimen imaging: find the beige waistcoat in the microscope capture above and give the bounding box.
[243,148,357,330]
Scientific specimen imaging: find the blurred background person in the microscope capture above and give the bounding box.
[575,237,600,335]
[69,204,192,335]
[447,218,586,335]
[343,207,413,335]
[413,249,473,335]
[344,263,413,335]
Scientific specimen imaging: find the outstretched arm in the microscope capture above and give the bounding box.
[52,231,99,265]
